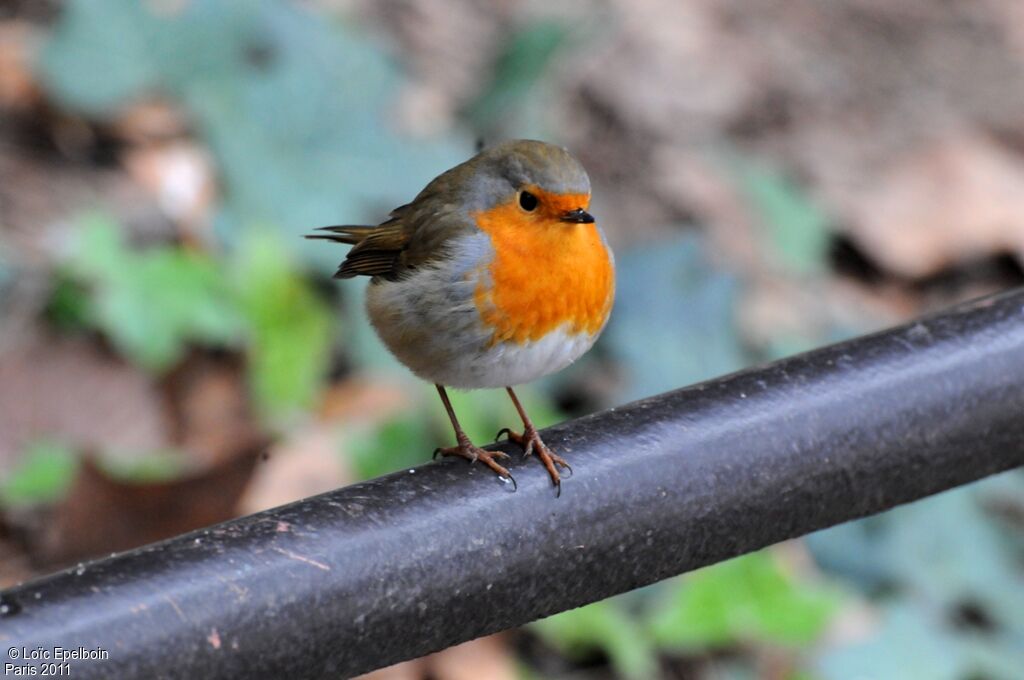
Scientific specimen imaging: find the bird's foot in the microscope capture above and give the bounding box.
[434,441,516,490]
[495,426,572,495]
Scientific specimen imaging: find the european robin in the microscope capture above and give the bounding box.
[309,140,614,493]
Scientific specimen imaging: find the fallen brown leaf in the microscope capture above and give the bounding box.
[845,134,1024,278]
[426,635,517,680]
[353,635,515,680]
[35,447,264,569]
[161,350,266,469]
[355,658,425,680]
[239,427,350,514]
[0,22,41,111]
[0,329,168,470]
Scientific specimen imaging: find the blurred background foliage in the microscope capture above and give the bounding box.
[2,1,1024,678]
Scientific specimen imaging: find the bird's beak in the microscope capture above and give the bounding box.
[561,208,595,224]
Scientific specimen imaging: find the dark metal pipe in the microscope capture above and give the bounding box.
[3,289,1024,679]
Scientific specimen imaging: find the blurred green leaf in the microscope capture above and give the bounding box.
[44,275,92,331]
[231,230,332,419]
[39,0,466,273]
[787,672,818,680]
[65,216,240,372]
[338,278,406,376]
[729,156,830,275]
[533,600,658,680]
[348,415,433,481]
[346,385,562,482]
[466,21,569,132]
[808,475,1024,631]
[0,244,13,306]
[100,449,189,483]
[884,486,1024,623]
[603,235,747,401]
[47,220,336,468]
[648,552,840,650]
[533,553,838,678]
[816,600,1024,680]
[809,473,1024,678]
[38,0,160,115]
[60,219,333,422]
[440,386,559,445]
[1,441,78,506]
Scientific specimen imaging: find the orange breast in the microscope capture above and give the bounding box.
[472,191,614,345]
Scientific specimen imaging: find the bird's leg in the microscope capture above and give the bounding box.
[433,385,515,488]
[496,387,572,494]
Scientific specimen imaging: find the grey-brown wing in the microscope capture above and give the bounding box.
[306,200,476,280]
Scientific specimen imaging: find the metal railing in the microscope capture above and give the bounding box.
[3,289,1024,678]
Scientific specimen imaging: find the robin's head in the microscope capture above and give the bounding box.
[430,140,594,226]
[454,140,611,348]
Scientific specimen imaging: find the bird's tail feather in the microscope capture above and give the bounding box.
[306,222,409,279]
[304,225,376,245]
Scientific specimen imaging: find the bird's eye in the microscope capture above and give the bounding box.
[518,190,538,212]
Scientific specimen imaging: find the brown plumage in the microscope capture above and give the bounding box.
[307,205,412,279]
[306,140,608,494]
[307,139,588,281]
[307,195,476,280]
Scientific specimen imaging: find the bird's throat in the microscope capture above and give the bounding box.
[472,200,615,345]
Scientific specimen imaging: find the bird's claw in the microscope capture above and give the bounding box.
[500,426,571,493]
[434,443,515,489]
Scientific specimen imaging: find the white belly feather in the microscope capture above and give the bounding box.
[365,232,600,389]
